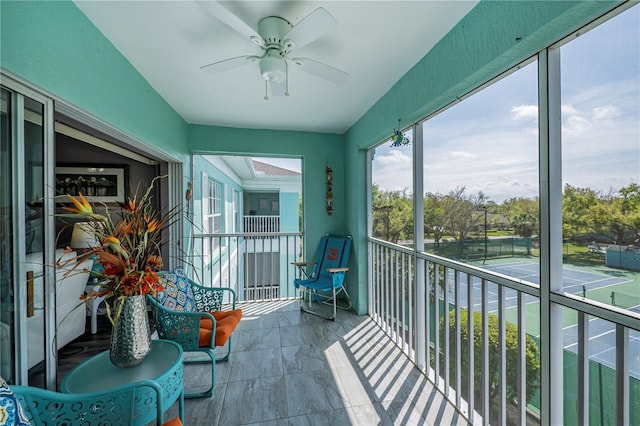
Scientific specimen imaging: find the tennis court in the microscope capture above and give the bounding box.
[450,260,640,377]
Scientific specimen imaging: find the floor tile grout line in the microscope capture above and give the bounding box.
[278,307,291,422]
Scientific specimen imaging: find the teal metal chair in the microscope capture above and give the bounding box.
[293,234,352,320]
[12,380,165,425]
[148,269,242,399]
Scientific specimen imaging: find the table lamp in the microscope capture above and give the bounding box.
[69,222,98,250]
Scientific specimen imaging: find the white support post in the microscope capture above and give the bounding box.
[467,274,475,421]
[616,324,629,426]
[434,265,441,388]
[538,48,564,426]
[498,285,506,426]
[482,279,489,426]
[366,150,374,315]
[578,312,589,425]
[444,266,450,395]
[455,271,461,408]
[517,291,527,424]
[414,123,426,371]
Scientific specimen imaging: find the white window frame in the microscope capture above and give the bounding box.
[202,174,223,264]
[202,175,222,235]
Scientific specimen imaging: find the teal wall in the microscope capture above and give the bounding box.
[189,125,346,258]
[191,155,244,235]
[343,0,621,314]
[190,155,245,286]
[279,192,300,233]
[0,1,189,164]
[1,0,192,276]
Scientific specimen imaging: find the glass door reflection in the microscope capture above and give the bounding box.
[23,96,46,387]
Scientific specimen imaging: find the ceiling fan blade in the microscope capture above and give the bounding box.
[195,1,265,48]
[270,80,287,97]
[200,55,259,74]
[283,7,336,52]
[291,57,348,85]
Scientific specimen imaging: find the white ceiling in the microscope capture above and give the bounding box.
[74,1,477,134]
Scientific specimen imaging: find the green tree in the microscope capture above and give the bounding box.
[440,308,540,424]
[424,192,447,245]
[501,197,539,238]
[562,183,640,245]
[443,187,476,241]
[372,184,413,244]
[588,183,640,244]
[562,185,599,239]
[512,212,538,240]
[396,188,414,242]
[622,183,640,242]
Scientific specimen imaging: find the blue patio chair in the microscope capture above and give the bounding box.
[147,268,242,399]
[293,234,352,320]
[10,380,173,425]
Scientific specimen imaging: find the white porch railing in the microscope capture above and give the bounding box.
[189,232,302,302]
[243,215,280,234]
[368,237,640,425]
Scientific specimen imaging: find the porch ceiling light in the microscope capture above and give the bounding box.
[260,54,286,83]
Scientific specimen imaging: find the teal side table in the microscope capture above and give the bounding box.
[60,339,184,425]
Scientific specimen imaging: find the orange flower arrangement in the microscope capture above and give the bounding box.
[58,176,177,324]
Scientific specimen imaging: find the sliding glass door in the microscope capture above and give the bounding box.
[22,95,48,388]
[0,84,55,388]
[0,87,15,383]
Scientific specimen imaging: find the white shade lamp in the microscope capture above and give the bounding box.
[69,221,104,334]
[69,222,99,249]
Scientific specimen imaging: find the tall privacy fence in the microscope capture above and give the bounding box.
[424,237,533,261]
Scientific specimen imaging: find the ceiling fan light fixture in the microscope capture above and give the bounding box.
[199,6,349,99]
[260,55,286,83]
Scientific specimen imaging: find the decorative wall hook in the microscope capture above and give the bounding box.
[390,119,410,147]
[326,164,333,216]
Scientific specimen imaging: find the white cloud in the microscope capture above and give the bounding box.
[592,105,621,121]
[563,114,590,139]
[449,151,475,159]
[372,149,413,192]
[561,104,579,116]
[511,105,538,121]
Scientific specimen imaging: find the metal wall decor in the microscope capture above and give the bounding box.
[390,119,410,147]
[326,164,333,216]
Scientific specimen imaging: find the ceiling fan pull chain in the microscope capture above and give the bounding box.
[285,60,290,97]
[264,80,269,101]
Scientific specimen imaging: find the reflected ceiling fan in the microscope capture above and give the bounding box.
[196,1,349,99]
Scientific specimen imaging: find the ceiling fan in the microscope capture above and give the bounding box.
[196,1,349,99]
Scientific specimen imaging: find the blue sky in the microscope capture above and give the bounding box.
[373,5,639,203]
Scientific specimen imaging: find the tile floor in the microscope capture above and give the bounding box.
[166,300,465,426]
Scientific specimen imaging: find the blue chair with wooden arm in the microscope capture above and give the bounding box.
[148,268,242,399]
[293,234,352,320]
[10,380,173,425]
